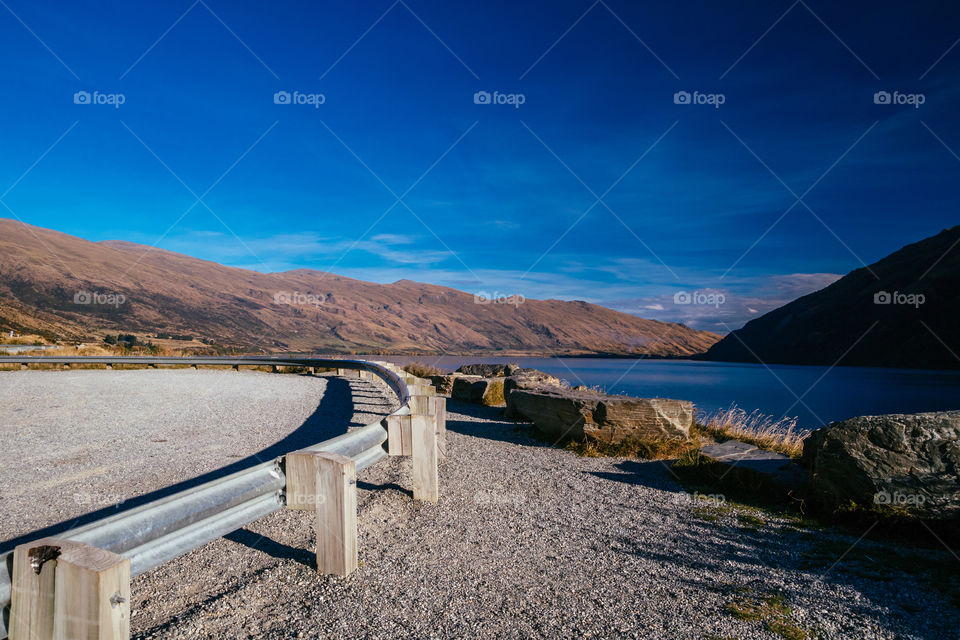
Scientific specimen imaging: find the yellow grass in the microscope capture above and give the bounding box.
[403,362,449,377]
[699,404,804,458]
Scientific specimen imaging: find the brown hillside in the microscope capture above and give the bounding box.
[0,219,720,355]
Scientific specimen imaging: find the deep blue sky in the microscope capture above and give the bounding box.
[1,0,958,332]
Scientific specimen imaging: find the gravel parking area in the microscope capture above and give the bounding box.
[0,369,396,545]
[2,373,957,639]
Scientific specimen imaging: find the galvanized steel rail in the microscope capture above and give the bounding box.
[0,355,428,639]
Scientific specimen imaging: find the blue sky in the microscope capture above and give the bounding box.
[1,0,958,333]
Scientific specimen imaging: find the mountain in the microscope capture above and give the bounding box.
[0,219,720,356]
[703,226,960,370]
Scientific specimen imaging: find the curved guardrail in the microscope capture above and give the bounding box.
[0,356,443,640]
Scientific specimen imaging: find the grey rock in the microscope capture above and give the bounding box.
[456,363,508,377]
[506,387,693,443]
[452,376,506,406]
[700,440,808,490]
[429,374,459,395]
[803,410,960,518]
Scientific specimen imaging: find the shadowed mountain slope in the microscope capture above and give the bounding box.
[703,226,960,369]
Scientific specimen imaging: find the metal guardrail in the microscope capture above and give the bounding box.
[0,356,423,639]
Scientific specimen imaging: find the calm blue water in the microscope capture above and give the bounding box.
[372,356,960,431]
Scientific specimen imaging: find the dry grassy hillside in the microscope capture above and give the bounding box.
[0,219,720,355]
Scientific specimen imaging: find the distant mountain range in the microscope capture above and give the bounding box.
[0,219,720,356]
[704,226,960,370]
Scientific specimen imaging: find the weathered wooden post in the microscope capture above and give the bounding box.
[430,396,447,459]
[285,451,358,576]
[408,394,432,415]
[385,415,412,456]
[55,544,130,640]
[11,538,130,640]
[410,414,439,503]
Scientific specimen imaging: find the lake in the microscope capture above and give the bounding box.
[372,356,960,431]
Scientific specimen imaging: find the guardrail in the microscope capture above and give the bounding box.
[0,356,446,640]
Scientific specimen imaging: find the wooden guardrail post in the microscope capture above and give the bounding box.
[410,414,439,503]
[408,394,432,415]
[429,396,447,459]
[11,537,130,640]
[285,451,358,576]
[385,415,412,456]
[55,544,130,640]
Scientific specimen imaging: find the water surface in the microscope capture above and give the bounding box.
[374,356,960,430]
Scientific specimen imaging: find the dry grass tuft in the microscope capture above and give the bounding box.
[403,362,449,378]
[724,592,808,640]
[566,433,702,460]
[699,404,804,459]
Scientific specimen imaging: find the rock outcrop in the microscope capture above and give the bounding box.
[700,441,807,491]
[507,387,693,443]
[456,363,510,378]
[429,374,458,395]
[452,376,506,406]
[803,411,960,519]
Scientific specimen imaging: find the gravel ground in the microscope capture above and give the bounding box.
[0,369,396,544]
[3,372,958,639]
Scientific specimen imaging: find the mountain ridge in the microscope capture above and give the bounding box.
[702,225,960,369]
[0,219,720,356]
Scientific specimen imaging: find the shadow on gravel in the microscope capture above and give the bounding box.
[357,480,411,497]
[587,459,683,491]
[223,529,315,569]
[1,376,367,555]
[444,399,556,448]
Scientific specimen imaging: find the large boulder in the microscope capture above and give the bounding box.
[803,411,960,519]
[504,369,565,419]
[456,363,510,377]
[452,376,506,406]
[507,387,693,443]
[429,374,459,395]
